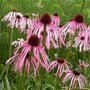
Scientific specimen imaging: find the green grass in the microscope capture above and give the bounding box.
[0,0,90,90]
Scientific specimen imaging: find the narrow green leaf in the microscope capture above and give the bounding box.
[5,76,11,90]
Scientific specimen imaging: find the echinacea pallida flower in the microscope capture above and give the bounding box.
[63,68,87,89]
[8,15,32,32]
[27,13,64,49]
[2,10,32,33]
[6,34,49,75]
[6,53,39,77]
[79,59,89,68]
[48,58,70,77]
[19,15,32,32]
[2,10,23,22]
[51,13,60,27]
[61,14,87,39]
[51,13,65,47]
[73,30,90,52]
[7,15,22,28]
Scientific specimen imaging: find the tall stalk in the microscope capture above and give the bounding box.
[9,28,13,58]
[6,28,14,75]
[40,25,46,90]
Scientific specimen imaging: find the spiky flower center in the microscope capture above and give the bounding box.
[16,15,21,19]
[24,15,29,18]
[74,14,83,23]
[80,36,85,40]
[57,58,65,64]
[54,13,58,16]
[12,9,17,12]
[40,13,51,25]
[73,70,80,76]
[28,35,40,47]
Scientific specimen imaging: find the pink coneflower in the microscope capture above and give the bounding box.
[61,14,87,38]
[2,10,23,22]
[51,13,60,26]
[6,53,39,77]
[63,68,87,89]
[7,34,48,70]
[19,15,32,32]
[73,30,90,52]
[79,59,89,68]
[27,13,64,49]
[7,15,22,28]
[8,15,32,32]
[48,58,70,77]
[51,13,64,47]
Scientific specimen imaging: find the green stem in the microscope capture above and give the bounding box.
[40,75,43,90]
[80,0,85,14]
[42,25,46,47]
[6,28,13,76]
[66,39,74,60]
[34,78,37,90]
[66,31,78,60]
[54,75,57,89]
[9,28,13,58]
[40,25,46,90]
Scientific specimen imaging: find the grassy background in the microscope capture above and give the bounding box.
[0,0,90,90]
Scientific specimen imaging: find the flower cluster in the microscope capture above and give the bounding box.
[60,14,90,52]
[48,58,88,89]
[2,10,90,89]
